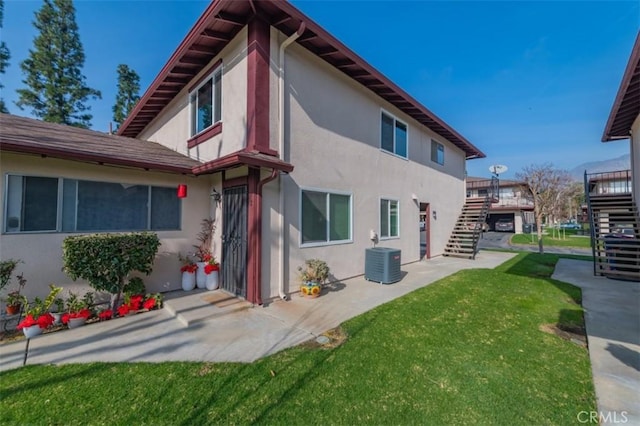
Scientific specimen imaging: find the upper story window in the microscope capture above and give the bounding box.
[300,189,352,246]
[381,111,407,158]
[190,66,222,136]
[431,139,444,165]
[4,174,180,233]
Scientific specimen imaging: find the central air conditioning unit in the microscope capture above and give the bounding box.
[365,247,401,284]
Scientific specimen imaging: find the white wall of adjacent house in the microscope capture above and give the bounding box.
[138,27,249,163]
[260,37,467,300]
[632,114,640,206]
[0,153,214,301]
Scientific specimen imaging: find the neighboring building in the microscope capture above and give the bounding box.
[589,31,639,281]
[466,177,534,233]
[1,0,485,304]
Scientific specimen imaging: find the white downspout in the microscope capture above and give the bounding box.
[278,22,305,300]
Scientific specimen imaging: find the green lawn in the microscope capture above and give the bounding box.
[511,232,592,249]
[0,253,595,425]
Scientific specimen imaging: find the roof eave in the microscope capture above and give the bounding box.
[0,141,195,175]
[602,31,640,142]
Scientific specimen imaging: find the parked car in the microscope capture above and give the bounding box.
[495,218,514,232]
[559,222,581,230]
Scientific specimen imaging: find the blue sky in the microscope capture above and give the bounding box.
[2,1,638,179]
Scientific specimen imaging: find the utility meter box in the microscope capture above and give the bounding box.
[365,247,401,284]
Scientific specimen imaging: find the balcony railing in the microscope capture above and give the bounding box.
[585,169,632,195]
[467,176,499,201]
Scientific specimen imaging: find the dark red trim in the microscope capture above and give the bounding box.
[187,122,223,148]
[246,17,273,155]
[0,141,194,175]
[187,59,223,93]
[246,168,261,304]
[117,0,234,136]
[192,149,294,175]
[223,176,248,188]
[424,204,431,260]
[602,32,640,141]
[256,169,278,303]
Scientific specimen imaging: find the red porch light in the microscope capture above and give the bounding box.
[177,184,188,198]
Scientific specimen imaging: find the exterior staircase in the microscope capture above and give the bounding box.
[586,170,640,282]
[444,195,492,260]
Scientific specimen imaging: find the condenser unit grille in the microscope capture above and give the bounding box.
[365,247,401,284]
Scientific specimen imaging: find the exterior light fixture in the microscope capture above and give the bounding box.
[210,188,222,203]
[432,210,437,220]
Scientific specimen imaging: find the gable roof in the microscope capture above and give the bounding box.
[117,0,485,159]
[0,113,200,174]
[603,31,640,142]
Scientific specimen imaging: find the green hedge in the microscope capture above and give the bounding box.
[62,233,161,300]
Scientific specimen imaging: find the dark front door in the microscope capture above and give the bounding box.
[222,185,248,297]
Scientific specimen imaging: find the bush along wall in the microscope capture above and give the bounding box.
[62,233,161,310]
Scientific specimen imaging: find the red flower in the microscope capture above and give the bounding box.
[37,313,54,329]
[98,309,113,320]
[75,309,91,320]
[62,313,70,324]
[17,313,54,329]
[143,298,156,310]
[17,314,37,330]
[204,264,219,274]
[129,295,143,311]
[202,253,212,263]
[181,264,197,273]
[117,304,130,317]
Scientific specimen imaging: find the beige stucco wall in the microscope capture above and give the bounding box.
[632,115,640,205]
[261,38,468,301]
[139,27,249,163]
[0,153,216,302]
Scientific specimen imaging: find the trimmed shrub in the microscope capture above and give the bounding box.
[62,233,160,309]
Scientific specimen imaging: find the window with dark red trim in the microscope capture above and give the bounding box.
[190,66,222,137]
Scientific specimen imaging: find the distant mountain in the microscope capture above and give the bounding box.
[569,154,631,181]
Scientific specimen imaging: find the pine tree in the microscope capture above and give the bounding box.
[16,0,101,128]
[112,64,140,130]
[0,0,11,113]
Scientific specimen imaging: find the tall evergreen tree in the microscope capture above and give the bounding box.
[0,0,11,113]
[16,0,101,128]
[112,64,140,130]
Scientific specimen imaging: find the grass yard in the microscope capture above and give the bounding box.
[511,232,592,249]
[0,253,595,425]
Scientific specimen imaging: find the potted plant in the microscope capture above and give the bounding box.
[193,218,216,288]
[204,255,220,290]
[62,291,93,329]
[297,259,330,298]
[17,284,62,338]
[142,293,163,310]
[178,253,197,291]
[3,272,27,315]
[50,297,65,325]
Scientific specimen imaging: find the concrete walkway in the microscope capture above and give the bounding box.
[553,259,640,425]
[0,251,515,371]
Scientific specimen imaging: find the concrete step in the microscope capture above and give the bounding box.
[163,289,252,327]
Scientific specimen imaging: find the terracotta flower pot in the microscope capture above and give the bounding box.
[6,304,21,315]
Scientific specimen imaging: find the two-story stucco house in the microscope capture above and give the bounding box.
[1,0,485,304]
[466,177,534,233]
